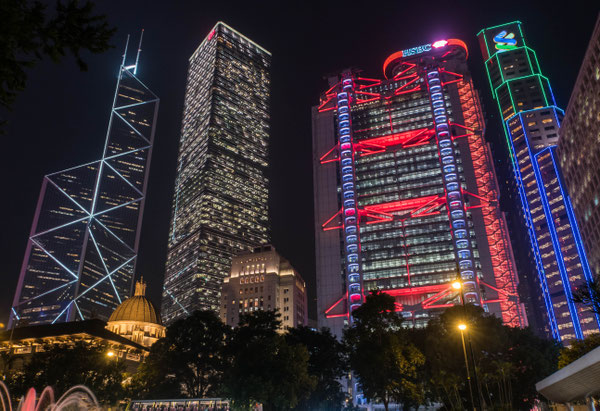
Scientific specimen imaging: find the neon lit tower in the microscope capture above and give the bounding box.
[313,39,527,338]
[161,22,271,325]
[10,35,159,327]
[478,22,600,343]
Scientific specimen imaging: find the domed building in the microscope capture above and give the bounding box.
[106,279,166,348]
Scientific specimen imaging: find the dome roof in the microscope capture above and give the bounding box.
[108,280,162,325]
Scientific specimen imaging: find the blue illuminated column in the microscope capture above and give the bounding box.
[426,69,481,304]
[337,74,363,316]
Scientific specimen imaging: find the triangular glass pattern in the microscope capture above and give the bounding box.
[46,162,100,213]
[105,113,151,157]
[115,100,157,140]
[110,259,135,301]
[89,220,135,273]
[93,165,143,214]
[105,149,149,191]
[20,245,77,303]
[93,200,141,250]
[18,281,76,324]
[35,181,88,233]
[32,219,88,274]
[115,69,157,109]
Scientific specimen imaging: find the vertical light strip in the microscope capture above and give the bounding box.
[337,74,363,319]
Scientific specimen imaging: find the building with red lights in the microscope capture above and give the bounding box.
[312,38,527,337]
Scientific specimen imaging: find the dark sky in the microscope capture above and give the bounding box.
[1,1,597,323]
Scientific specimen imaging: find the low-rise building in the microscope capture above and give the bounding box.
[220,245,308,329]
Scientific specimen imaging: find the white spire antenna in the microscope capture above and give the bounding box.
[133,29,144,75]
[122,34,130,68]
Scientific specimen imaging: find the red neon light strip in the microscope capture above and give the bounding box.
[319,145,338,164]
[321,209,342,231]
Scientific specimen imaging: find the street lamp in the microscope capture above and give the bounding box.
[458,323,475,411]
[106,350,115,358]
[451,280,462,291]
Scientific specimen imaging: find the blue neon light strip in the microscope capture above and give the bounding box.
[503,116,559,339]
[519,113,582,339]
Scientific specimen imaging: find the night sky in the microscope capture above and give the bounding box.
[1,1,597,324]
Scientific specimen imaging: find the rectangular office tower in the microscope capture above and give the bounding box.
[557,15,600,278]
[478,22,600,343]
[313,38,527,337]
[162,22,271,325]
[10,53,158,327]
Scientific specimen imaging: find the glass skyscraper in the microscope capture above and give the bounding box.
[10,51,158,327]
[557,15,600,279]
[313,38,526,338]
[478,22,600,343]
[162,22,271,325]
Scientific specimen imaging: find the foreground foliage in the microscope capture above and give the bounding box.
[558,333,600,368]
[0,0,115,116]
[2,341,125,404]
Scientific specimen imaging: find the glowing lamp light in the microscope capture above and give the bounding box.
[106,351,115,357]
[451,281,462,290]
[458,323,467,331]
[432,40,448,48]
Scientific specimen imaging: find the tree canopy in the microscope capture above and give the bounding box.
[344,291,425,411]
[3,341,124,404]
[0,0,115,116]
[129,310,230,399]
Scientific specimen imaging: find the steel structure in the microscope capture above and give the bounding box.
[10,36,158,327]
[313,38,526,336]
[161,22,271,325]
[478,21,600,343]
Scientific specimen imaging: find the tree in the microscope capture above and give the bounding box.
[572,276,600,315]
[129,310,230,399]
[422,305,559,410]
[223,310,315,411]
[285,326,348,410]
[558,333,600,368]
[3,341,125,404]
[0,0,115,114]
[344,291,425,411]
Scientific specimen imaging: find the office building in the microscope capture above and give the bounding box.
[220,245,308,328]
[313,38,526,338]
[162,22,271,325]
[478,21,600,343]
[10,44,158,327]
[557,15,600,278]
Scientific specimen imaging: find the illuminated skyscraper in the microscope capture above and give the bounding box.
[313,38,527,338]
[162,22,271,325]
[10,41,159,327]
[478,22,600,343]
[557,15,600,278]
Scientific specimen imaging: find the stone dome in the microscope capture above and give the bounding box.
[108,280,162,325]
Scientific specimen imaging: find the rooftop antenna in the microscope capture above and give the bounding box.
[133,29,144,75]
[121,34,130,68]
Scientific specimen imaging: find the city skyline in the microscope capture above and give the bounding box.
[1,2,596,324]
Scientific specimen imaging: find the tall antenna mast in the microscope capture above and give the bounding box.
[134,29,144,75]
[121,34,130,68]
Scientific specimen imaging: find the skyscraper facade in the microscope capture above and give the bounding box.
[313,38,526,338]
[557,15,600,278]
[478,21,600,343]
[162,22,271,325]
[10,50,158,327]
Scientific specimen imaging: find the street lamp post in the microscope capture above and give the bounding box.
[453,278,484,410]
[458,324,475,411]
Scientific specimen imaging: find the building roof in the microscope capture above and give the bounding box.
[0,319,147,351]
[108,280,162,325]
[536,346,600,403]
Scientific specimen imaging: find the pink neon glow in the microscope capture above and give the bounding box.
[432,40,448,48]
[207,29,215,41]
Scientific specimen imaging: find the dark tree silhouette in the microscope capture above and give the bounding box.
[0,0,115,113]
